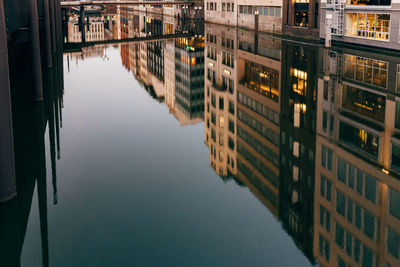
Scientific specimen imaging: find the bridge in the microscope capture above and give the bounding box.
[61,0,194,7]
[63,32,192,52]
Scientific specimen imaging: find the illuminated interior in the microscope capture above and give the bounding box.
[241,61,280,102]
[342,84,386,122]
[348,0,391,5]
[343,54,388,88]
[345,13,390,41]
[292,68,307,96]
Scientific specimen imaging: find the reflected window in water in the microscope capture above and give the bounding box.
[241,61,279,102]
[222,51,234,68]
[390,187,400,219]
[318,234,330,261]
[238,92,280,125]
[397,65,400,92]
[392,143,400,171]
[335,212,376,265]
[396,101,400,129]
[292,68,307,95]
[387,226,400,259]
[343,55,388,88]
[341,84,386,122]
[339,121,379,159]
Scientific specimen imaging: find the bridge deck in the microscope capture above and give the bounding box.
[61,1,193,7]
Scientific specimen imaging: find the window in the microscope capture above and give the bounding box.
[392,143,400,171]
[229,79,234,93]
[348,0,391,6]
[343,55,388,88]
[319,235,330,261]
[222,3,225,11]
[323,111,328,132]
[219,116,224,128]
[320,205,331,232]
[387,226,400,259]
[211,112,216,124]
[238,92,279,125]
[228,120,234,133]
[229,101,234,114]
[219,97,224,110]
[228,137,234,149]
[335,223,345,248]
[321,145,332,170]
[210,2,213,10]
[336,223,374,266]
[396,101,400,129]
[337,191,346,216]
[275,7,281,17]
[345,13,390,41]
[339,121,379,159]
[227,3,230,11]
[292,68,307,96]
[211,94,216,108]
[390,187,400,219]
[323,81,329,100]
[321,175,332,201]
[232,3,234,12]
[338,157,347,184]
[207,46,217,60]
[222,51,234,68]
[397,65,400,92]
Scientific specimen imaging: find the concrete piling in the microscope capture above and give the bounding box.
[0,0,16,202]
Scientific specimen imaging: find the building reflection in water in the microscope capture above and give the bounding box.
[314,48,400,267]
[204,23,400,267]
[3,6,400,266]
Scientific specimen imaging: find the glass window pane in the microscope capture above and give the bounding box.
[337,191,346,216]
[390,187,400,219]
[363,210,375,240]
[365,175,377,203]
[337,157,347,184]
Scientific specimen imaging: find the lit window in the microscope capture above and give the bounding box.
[345,13,390,41]
[292,68,307,95]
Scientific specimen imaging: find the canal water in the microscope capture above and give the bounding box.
[1,6,400,267]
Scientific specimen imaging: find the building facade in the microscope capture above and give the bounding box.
[204,0,283,33]
[320,0,400,50]
[282,0,320,39]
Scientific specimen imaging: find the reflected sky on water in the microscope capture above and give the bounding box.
[1,5,400,267]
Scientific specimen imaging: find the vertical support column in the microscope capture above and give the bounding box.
[0,0,16,202]
[30,0,43,101]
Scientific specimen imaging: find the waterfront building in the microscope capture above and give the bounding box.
[282,0,320,39]
[314,47,400,267]
[204,0,283,33]
[319,0,400,50]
